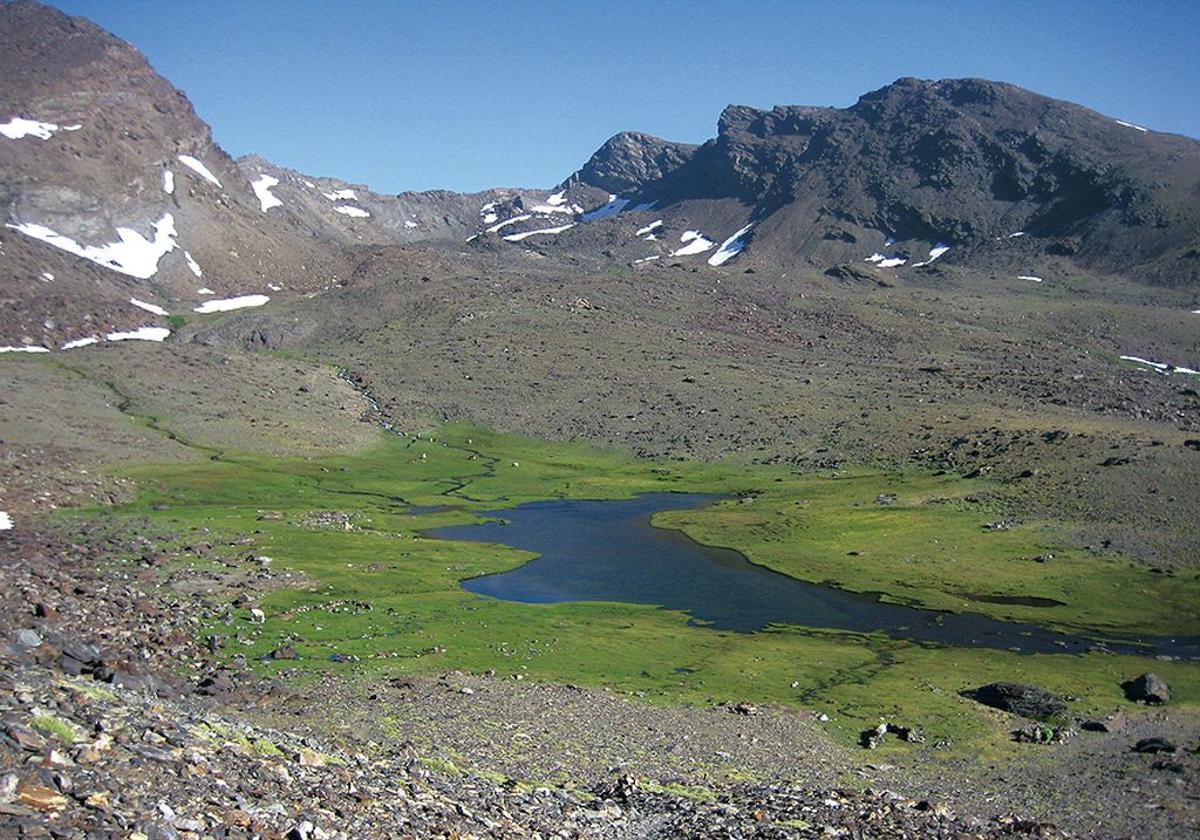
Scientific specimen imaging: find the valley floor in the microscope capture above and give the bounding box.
[1,260,1198,837]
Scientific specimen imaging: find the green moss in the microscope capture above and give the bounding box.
[32,714,78,743]
[644,781,717,802]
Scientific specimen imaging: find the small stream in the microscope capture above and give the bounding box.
[428,493,1198,659]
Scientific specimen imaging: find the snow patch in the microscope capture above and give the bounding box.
[62,336,99,350]
[1120,355,1199,375]
[912,243,950,267]
[866,253,906,268]
[177,155,222,187]
[486,214,532,233]
[334,205,370,218]
[197,287,214,295]
[107,326,170,342]
[251,174,283,212]
[503,223,575,242]
[0,345,50,354]
[633,255,660,264]
[162,170,174,194]
[0,117,59,140]
[7,213,177,279]
[546,190,567,206]
[636,220,663,237]
[482,212,498,225]
[1114,119,1148,133]
[581,196,630,221]
[708,224,754,267]
[1017,275,1044,283]
[529,203,576,215]
[184,251,202,278]
[323,189,357,201]
[40,272,54,282]
[130,298,168,316]
[671,230,716,257]
[404,220,418,228]
[193,294,269,314]
[267,283,282,291]
[0,512,11,530]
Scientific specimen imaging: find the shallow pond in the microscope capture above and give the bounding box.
[429,493,1197,658]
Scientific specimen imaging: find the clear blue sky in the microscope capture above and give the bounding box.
[46,0,1200,194]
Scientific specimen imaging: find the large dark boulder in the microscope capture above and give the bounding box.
[1123,672,1170,705]
[962,682,1067,720]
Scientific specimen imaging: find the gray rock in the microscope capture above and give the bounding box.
[15,628,42,648]
[1123,672,1169,704]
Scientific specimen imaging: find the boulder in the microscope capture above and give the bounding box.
[961,682,1066,720]
[1123,672,1169,705]
[1132,737,1176,754]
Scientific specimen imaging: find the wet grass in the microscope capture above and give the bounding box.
[79,424,1199,757]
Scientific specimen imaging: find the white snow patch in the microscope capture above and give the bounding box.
[546,190,567,206]
[1115,119,1148,133]
[1008,231,1025,238]
[7,213,177,279]
[708,224,754,267]
[1120,355,1199,376]
[303,180,316,188]
[63,125,81,132]
[486,214,532,233]
[0,345,50,354]
[267,283,282,291]
[323,189,357,201]
[633,255,660,264]
[197,287,215,295]
[581,197,630,221]
[177,155,222,187]
[106,326,170,342]
[184,251,202,278]
[0,117,59,140]
[62,336,99,350]
[40,272,54,282]
[912,243,950,267]
[503,223,575,242]
[0,512,11,530]
[334,205,370,218]
[404,220,418,228]
[193,294,269,314]
[866,253,906,268]
[130,298,168,316]
[1017,275,1044,283]
[671,230,716,257]
[480,201,497,213]
[636,220,663,237]
[251,174,283,212]
[482,212,498,225]
[162,170,174,194]
[529,203,576,215]
[883,236,896,247]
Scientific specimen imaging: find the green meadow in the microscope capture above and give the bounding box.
[83,424,1199,755]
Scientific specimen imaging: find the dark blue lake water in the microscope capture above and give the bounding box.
[428,493,1197,658]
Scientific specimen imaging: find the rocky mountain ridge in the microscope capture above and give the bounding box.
[3,0,1199,351]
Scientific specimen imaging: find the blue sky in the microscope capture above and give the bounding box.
[47,0,1200,193]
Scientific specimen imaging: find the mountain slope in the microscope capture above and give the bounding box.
[565,77,1200,284]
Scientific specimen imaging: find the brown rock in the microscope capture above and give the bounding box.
[17,782,68,812]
